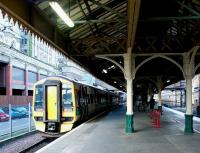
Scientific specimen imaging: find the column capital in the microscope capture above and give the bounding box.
[185,75,193,80]
[124,48,136,80]
[127,47,132,54]
[124,53,132,79]
[183,56,194,78]
[124,52,131,60]
[157,76,163,89]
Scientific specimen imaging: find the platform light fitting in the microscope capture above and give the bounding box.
[102,69,107,74]
[114,81,117,84]
[49,1,74,27]
[166,80,170,83]
[108,65,115,70]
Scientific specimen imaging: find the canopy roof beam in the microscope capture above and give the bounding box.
[73,19,127,24]
[176,0,200,16]
[127,0,141,49]
[88,0,126,18]
[140,16,200,21]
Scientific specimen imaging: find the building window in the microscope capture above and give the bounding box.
[21,38,27,45]
[0,87,6,95]
[12,67,25,81]
[28,90,33,96]
[12,89,23,96]
[28,71,37,83]
[0,66,5,87]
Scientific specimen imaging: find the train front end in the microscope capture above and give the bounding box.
[32,77,77,135]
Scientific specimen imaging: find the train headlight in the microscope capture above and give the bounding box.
[35,108,43,112]
[63,108,73,112]
[34,116,43,121]
[61,117,73,122]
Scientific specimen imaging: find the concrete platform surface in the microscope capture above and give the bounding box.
[37,106,200,153]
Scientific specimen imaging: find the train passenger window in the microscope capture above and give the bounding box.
[62,84,73,108]
[91,95,93,104]
[34,85,43,111]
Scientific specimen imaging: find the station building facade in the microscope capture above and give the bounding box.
[0,11,83,105]
[0,13,65,97]
[0,11,116,106]
[160,74,200,114]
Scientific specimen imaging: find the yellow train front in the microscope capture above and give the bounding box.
[32,76,119,135]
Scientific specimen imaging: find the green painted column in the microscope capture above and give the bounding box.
[126,114,134,133]
[183,53,194,134]
[185,114,193,133]
[185,76,193,133]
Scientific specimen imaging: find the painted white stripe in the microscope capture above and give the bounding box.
[163,106,200,133]
[172,117,200,133]
[36,111,107,153]
[164,107,185,117]
[164,106,200,122]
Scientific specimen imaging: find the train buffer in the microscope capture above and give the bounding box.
[148,109,161,128]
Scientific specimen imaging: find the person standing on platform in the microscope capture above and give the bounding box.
[149,97,155,111]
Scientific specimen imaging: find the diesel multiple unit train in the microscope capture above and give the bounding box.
[32,76,119,135]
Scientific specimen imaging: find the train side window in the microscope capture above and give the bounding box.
[34,85,43,111]
[62,84,73,108]
[77,90,81,107]
[91,94,93,104]
[91,88,94,104]
[94,89,97,104]
[79,86,85,104]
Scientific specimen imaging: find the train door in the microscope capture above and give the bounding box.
[47,86,58,120]
[44,80,61,123]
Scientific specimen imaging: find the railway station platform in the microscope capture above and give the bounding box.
[37,105,200,153]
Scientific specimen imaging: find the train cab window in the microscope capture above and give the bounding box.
[34,85,43,111]
[62,84,73,110]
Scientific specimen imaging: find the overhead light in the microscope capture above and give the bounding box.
[108,65,115,70]
[136,84,141,88]
[114,81,117,84]
[120,85,122,88]
[110,65,115,69]
[102,69,107,74]
[49,1,74,27]
[166,80,170,83]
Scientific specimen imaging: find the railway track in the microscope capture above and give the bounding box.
[0,108,115,153]
[19,138,55,153]
[0,132,56,153]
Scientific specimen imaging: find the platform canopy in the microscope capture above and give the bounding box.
[1,0,200,91]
